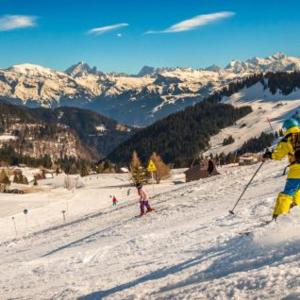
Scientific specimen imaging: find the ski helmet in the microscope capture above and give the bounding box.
[283,118,299,130]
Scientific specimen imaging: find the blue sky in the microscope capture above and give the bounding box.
[0,0,300,74]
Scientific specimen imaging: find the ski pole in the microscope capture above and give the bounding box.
[267,118,274,133]
[282,165,289,176]
[229,161,265,215]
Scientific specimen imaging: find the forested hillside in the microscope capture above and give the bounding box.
[32,106,134,156]
[108,102,252,167]
[0,103,134,168]
[108,71,300,167]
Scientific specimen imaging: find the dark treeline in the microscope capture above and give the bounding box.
[213,132,275,166]
[267,72,300,95]
[0,145,106,176]
[215,71,300,99]
[108,102,252,167]
[0,145,53,168]
[237,132,275,156]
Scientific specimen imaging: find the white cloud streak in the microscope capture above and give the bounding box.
[0,15,37,31]
[88,23,128,35]
[146,11,235,34]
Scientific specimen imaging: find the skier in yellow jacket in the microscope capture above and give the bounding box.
[263,118,300,219]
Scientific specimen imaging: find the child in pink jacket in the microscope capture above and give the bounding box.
[136,183,153,216]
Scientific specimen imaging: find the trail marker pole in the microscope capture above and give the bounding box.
[23,209,28,232]
[147,160,157,194]
[11,217,17,237]
[62,210,66,223]
[151,172,155,193]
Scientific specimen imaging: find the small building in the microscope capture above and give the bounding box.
[238,153,260,166]
[185,160,219,182]
[13,168,23,176]
[39,167,56,178]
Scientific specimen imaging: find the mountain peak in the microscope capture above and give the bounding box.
[137,65,156,77]
[224,52,297,73]
[65,62,98,77]
[225,60,247,72]
[7,63,56,75]
[205,64,221,72]
[271,52,286,60]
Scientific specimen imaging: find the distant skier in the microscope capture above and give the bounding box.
[263,118,300,219]
[207,158,215,175]
[136,183,153,216]
[112,195,118,207]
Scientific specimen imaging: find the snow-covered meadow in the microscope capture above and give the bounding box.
[1,161,300,299]
[207,83,300,156]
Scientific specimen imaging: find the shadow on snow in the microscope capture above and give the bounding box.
[78,233,300,299]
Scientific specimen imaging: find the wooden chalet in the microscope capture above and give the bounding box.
[185,160,219,182]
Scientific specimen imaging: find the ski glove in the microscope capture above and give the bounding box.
[262,150,272,160]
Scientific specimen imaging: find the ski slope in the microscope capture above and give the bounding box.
[206,83,300,155]
[1,162,300,299]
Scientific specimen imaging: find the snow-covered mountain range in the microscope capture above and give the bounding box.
[1,52,300,126]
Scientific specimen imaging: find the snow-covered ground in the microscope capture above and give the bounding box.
[1,162,300,299]
[0,134,18,141]
[206,83,300,155]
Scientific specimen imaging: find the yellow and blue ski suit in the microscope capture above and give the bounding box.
[271,126,300,217]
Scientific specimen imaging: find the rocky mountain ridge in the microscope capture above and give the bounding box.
[1,52,300,125]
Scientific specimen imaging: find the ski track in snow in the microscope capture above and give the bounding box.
[1,162,300,299]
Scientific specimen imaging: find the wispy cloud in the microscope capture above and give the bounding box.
[146,11,235,34]
[0,15,37,31]
[88,23,128,35]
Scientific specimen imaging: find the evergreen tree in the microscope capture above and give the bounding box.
[225,152,236,164]
[223,135,235,146]
[42,155,52,169]
[219,152,226,166]
[21,175,29,185]
[80,163,89,177]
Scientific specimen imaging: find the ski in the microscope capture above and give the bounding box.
[238,219,274,236]
[135,210,156,218]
